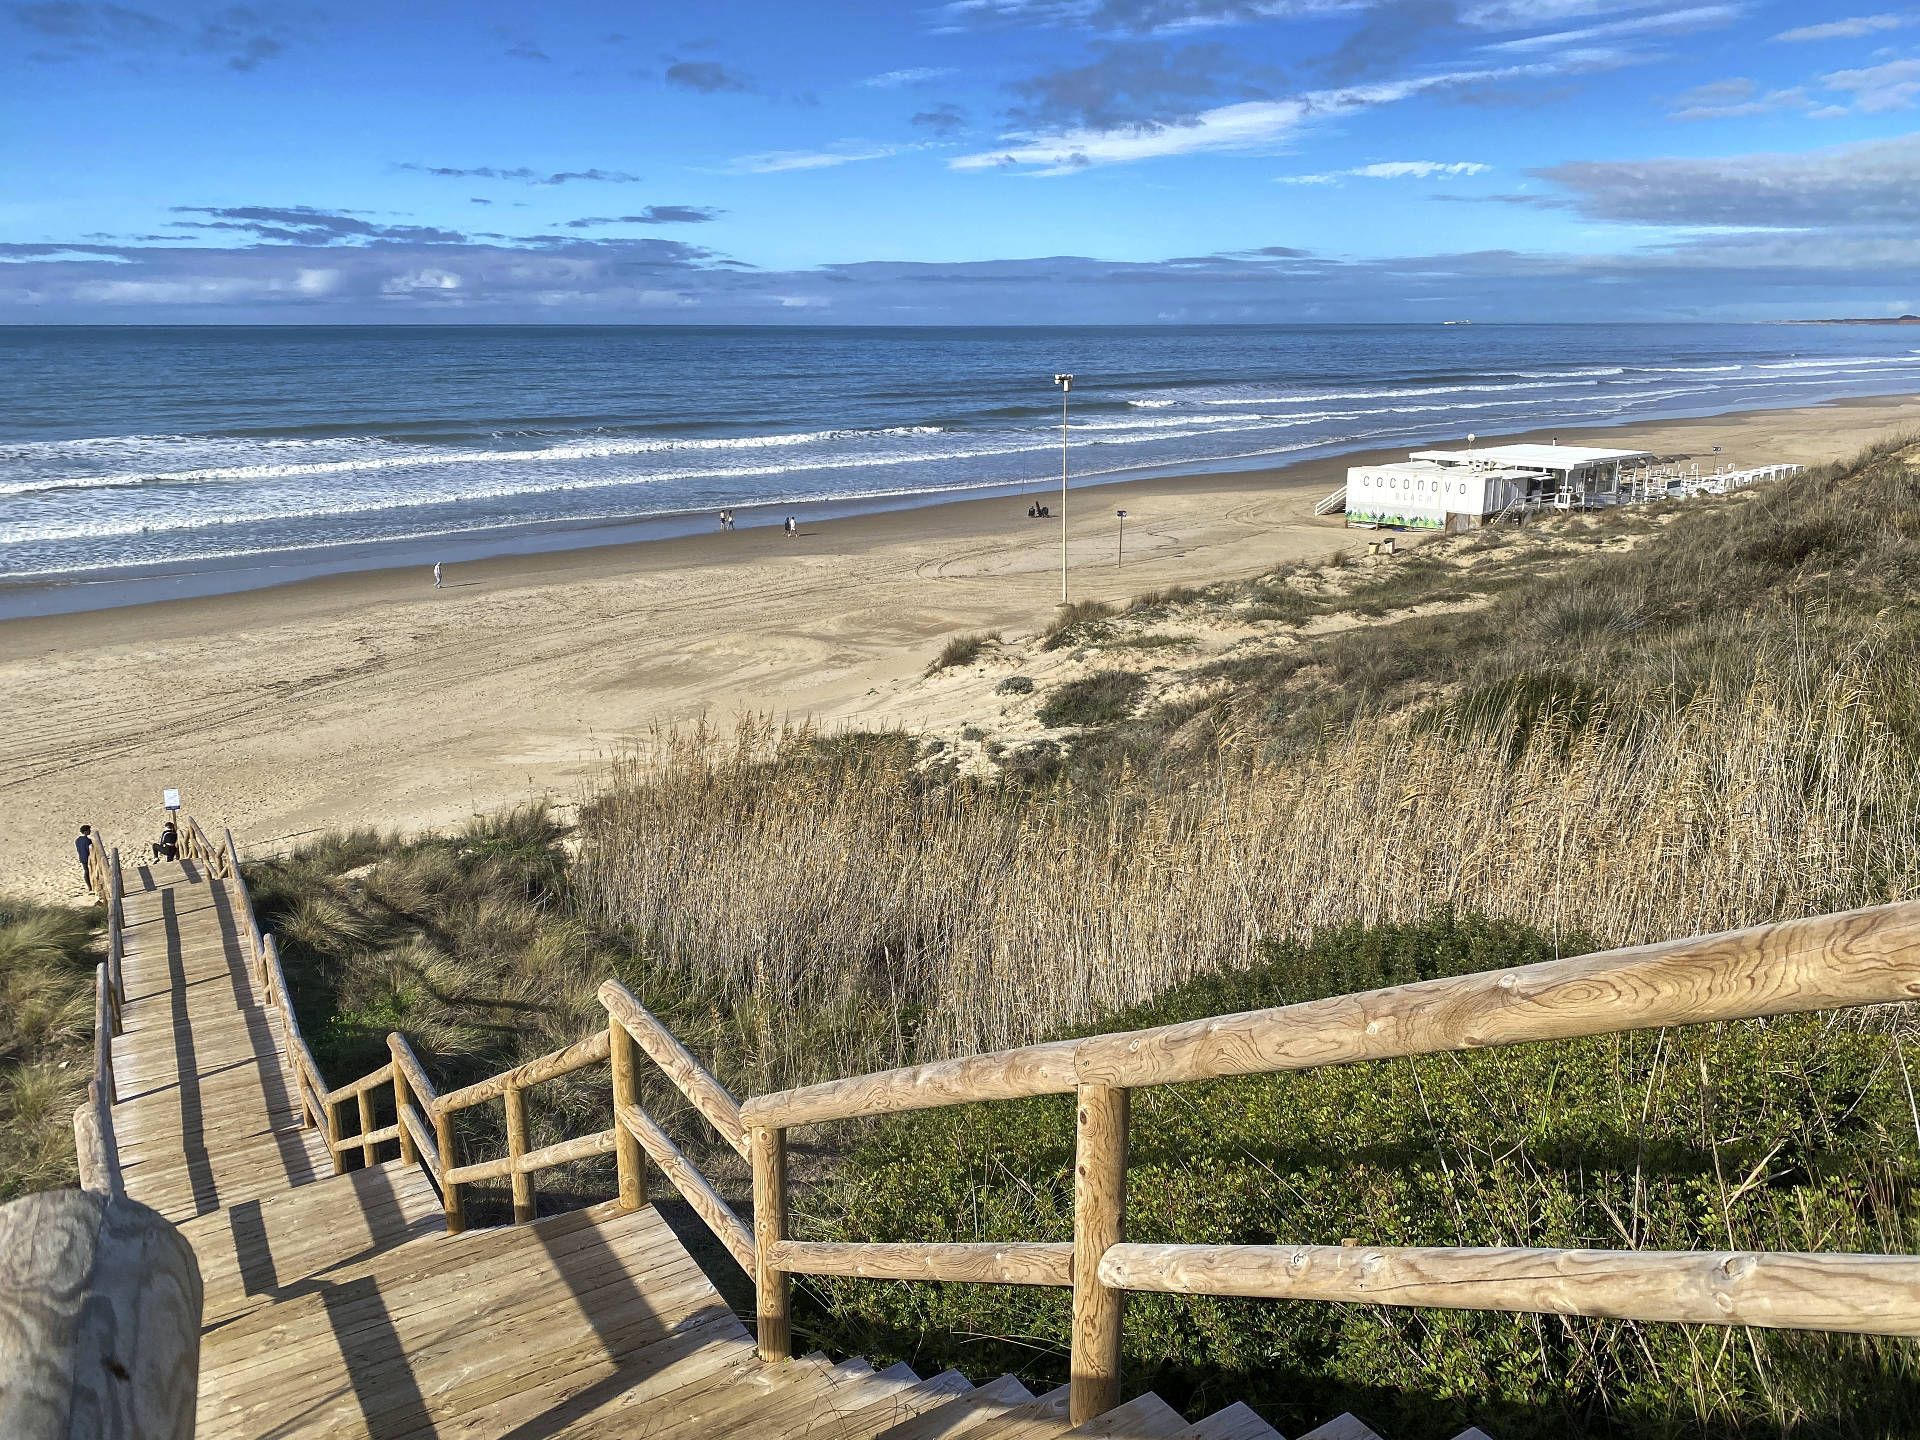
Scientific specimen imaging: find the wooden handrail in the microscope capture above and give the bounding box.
[599,981,750,1157]
[436,1028,612,1114]
[1097,1243,1920,1336]
[768,1241,1073,1287]
[615,1102,757,1275]
[91,964,116,1108]
[445,1125,619,1185]
[742,901,1920,1130]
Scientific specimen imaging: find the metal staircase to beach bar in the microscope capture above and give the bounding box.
[15,808,1920,1440]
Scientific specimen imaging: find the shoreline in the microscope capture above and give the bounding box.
[8,387,1920,623]
[3,390,1917,905]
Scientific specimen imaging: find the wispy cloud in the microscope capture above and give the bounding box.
[1774,13,1906,42]
[1281,159,1489,181]
[912,103,970,134]
[862,66,958,87]
[1534,130,1920,227]
[8,1,300,69]
[397,164,644,185]
[954,66,1533,173]
[1821,57,1920,111]
[1668,76,1810,120]
[1482,4,1740,52]
[665,59,756,93]
[564,206,723,227]
[728,143,907,173]
[165,206,468,245]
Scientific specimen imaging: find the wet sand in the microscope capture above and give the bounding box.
[5,392,1917,904]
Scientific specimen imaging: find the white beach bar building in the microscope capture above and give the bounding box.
[1345,442,1655,530]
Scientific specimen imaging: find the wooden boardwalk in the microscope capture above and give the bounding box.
[107,847,1305,1439]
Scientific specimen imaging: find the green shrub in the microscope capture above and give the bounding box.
[995,675,1036,696]
[1037,670,1147,727]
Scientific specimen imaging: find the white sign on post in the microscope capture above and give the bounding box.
[163,789,181,811]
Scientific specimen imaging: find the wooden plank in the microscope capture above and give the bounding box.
[1296,1417,1382,1440]
[743,901,1920,1129]
[956,1384,1070,1440]
[435,1027,610,1114]
[1067,1392,1186,1438]
[0,1189,203,1440]
[1173,1402,1285,1440]
[769,1241,1073,1288]
[617,1102,756,1275]
[872,1373,1037,1440]
[1071,1084,1127,1427]
[600,980,750,1156]
[1097,1243,1920,1335]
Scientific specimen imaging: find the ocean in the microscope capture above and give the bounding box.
[5,324,1919,595]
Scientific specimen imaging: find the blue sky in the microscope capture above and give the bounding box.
[3,0,1917,321]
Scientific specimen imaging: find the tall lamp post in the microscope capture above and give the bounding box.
[1116,509,1126,568]
[1053,373,1073,603]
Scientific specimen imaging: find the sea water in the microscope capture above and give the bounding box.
[4,323,1918,591]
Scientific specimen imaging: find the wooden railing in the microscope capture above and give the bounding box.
[221,821,1920,1426]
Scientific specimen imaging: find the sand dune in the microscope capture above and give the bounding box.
[4,394,1916,903]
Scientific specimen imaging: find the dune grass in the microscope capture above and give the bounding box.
[927,631,1001,674]
[0,897,102,1199]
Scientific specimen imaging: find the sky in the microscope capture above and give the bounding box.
[2,0,1917,322]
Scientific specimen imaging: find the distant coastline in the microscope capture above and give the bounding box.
[1796,315,1920,325]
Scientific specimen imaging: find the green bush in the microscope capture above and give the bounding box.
[1042,600,1117,651]
[797,912,1920,1439]
[995,674,1036,696]
[1037,670,1147,728]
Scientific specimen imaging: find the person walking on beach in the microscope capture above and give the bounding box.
[75,825,94,888]
[432,562,443,589]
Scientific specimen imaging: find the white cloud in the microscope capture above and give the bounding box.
[861,66,958,87]
[1668,76,1811,120]
[952,68,1531,173]
[728,144,906,173]
[1281,160,1490,182]
[1459,0,1668,28]
[1483,4,1740,51]
[1775,14,1905,41]
[1821,58,1920,111]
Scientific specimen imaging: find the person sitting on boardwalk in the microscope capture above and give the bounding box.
[158,819,179,862]
[75,825,93,887]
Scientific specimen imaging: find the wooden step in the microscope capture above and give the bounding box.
[1298,1416,1384,1440]
[1175,1402,1286,1439]
[177,1158,446,1329]
[964,1385,1071,1440]
[874,1372,1036,1440]
[1065,1392,1187,1437]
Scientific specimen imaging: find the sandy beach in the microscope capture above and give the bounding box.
[6,392,1917,904]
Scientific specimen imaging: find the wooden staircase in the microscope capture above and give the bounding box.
[51,814,1913,1440]
[94,829,1389,1440]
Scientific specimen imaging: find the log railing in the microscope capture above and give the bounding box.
[735,900,1920,1423]
[197,819,1920,1426]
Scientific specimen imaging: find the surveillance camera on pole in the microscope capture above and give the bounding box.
[1053,374,1073,603]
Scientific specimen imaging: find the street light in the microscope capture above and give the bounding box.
[1053,373,1072,603]
[1116,509,1127,568]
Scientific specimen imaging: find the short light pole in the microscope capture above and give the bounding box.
[1115,509,1126,568]
[1053,373,1073,603]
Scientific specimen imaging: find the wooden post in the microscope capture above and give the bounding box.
[0,1188,203,1440]
[436,1107,464,1234]
[1071,1083,1128,1426]
[504,1083,535,1224]
[392,1062,417,1166]
[607,1017,646,1211]
[751,1125,791,1362]
[357,1087,377,1171]
[324,1098,346,1177]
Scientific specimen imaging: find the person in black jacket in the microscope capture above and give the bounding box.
[158,820,179,862]
[76,825,94,887]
